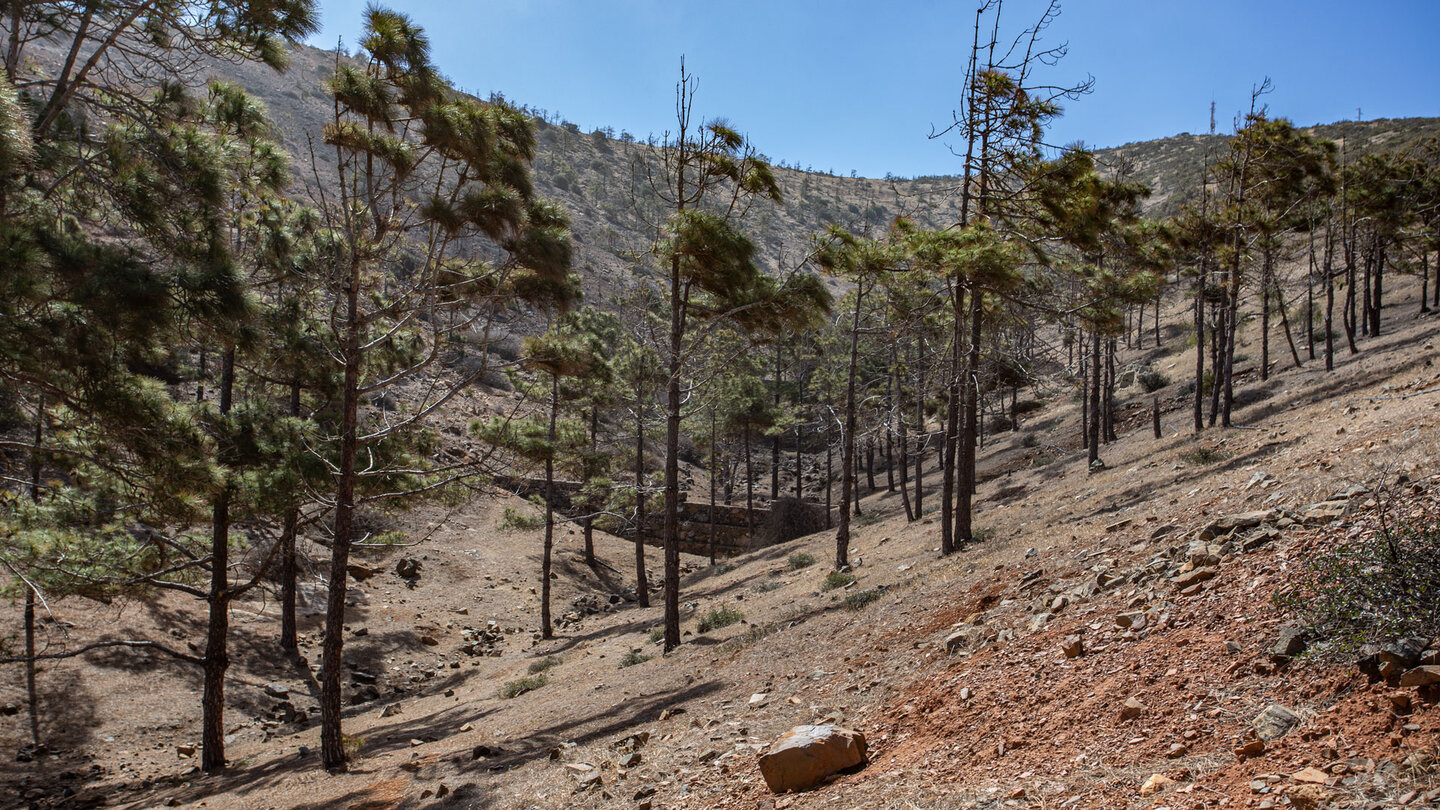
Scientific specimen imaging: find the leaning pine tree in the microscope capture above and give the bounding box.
[311,6,572,771]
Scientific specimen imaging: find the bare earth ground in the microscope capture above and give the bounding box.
[3,278,1440,810]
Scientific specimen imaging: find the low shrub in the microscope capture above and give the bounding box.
[497,505,542,531]
[844,587,884,610]
[1138,370,1170,393]
[787,552,816,570]
[697,605,744,633]
[821,571,856,591]
[1275,509,1440,658]
[500,674,548,699]
[619,649,651,668]
[1180,446,1231,466]
[527,656,561,675]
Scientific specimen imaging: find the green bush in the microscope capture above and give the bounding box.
[647,627,664,644]
[498,505,542,531]
[822,571,856,591]
[527,655,561,675]
[619,649,651,668]
[753,580,782,593]
[500,674,548,699]
[1180,446,1231,466]
[1138,370,1170,393]
[1275,510,1440,658]
[844,587,884,610]
[696,605,744,633]
[787,552,816,570]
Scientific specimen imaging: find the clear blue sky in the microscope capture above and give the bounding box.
[308,1,1440,179]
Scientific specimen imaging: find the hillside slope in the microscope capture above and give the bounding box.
[2,262,1437,810]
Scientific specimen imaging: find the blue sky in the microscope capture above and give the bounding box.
[308,1,1440,179]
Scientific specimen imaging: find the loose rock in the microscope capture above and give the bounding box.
[757,725,867,794]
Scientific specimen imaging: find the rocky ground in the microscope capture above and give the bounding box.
[2,282,1439,810]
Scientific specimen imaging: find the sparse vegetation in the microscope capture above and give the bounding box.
[1138,370,1170,392]
[1180,447,1232,466]
[696,605,745,633]
[822,571,857,591]
[788,552,817,570]
[498,506,544,532]
[527,656,561,675]
[619,649,652,668]
[1276,508,1440,657]
[844,587,885,610]
[501,674,549,699]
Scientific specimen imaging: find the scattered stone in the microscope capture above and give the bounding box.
[757,725,868,794]
[1234,739,1266,758]
[263,683,290,699]
[1119,697,1146,721]
[613,731,650,752]
[1242,527,1281,552]
[1253,703,1301,741]
[1378,637,1426,671]
[396,557,422,582]
[421,634,440,646]
[1140,773,1174,796]
[1062,635,1085,659]
[381,703,402,718]
[1270,627,1308,664]
[1400,666,1440,688]
[1172,566,1217,590]
[346,563,378,581]
[1291,767,1329,785]
[1105,518,1132,533]
[1166,743,1188,759]
[618,752,641,768]
[175,744,195,758]
[1212,510,1275,532]
[944,631,968,655]
[697,749,721,763]
[1115,611,1146,630]
[749,693,769,708]
[1089,458,1106,473]
[1008,786,1027,800]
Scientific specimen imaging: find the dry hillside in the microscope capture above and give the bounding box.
[2,246,1438,810]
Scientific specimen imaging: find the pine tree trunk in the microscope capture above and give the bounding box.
[771,347,782,500]
[280,382,301,655]
[1307,226,1318,360]
[662,256,683,652]
[744,424,754,538]
[24,586,39,749]
[1325,221,1337,371]
[955,288,983,545]
[201,348,236,773]
[1261,248,1272,381]
[1371,240,1385,338]
[541,375,557,639]
[1088,326,1102,466]
[897,363,914,521]
[1273,273,1302,369]
[913,340,925,518]
[708,407,718,566]
[633,405,649,608]
[584,408,597,567]
[940,285,963,555]
[1193,270,1205,433]
[321,261,364,773]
